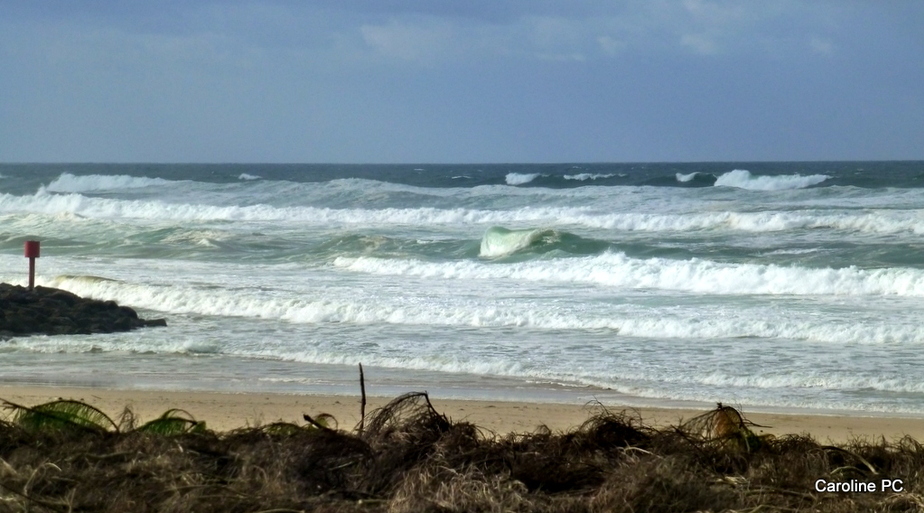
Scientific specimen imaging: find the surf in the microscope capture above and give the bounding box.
[478,226,611,258]
[335,252,924,297]
[714,169,829,191]
[45,173,179,193]
[479,227,557,258]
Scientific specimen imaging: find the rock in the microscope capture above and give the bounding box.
[0,283,166,338]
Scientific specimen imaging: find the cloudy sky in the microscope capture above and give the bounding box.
[1,1,922,163]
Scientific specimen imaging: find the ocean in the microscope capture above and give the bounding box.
[2,162,924,415]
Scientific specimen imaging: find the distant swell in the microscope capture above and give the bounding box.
[714,169,829,191]
[45,173,177,192]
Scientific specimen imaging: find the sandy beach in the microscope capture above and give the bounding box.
[2,384,922,443]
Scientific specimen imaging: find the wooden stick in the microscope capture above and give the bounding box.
[359,363,366,435]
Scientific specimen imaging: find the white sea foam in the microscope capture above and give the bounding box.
[583,210,924,235]
[334,253,924,297]
[5,190,924,236]
[563,173,619,181]
[0,190,596,227]
[38,274,618,330]
[505,173,540,185]
[612,315,924,345]
[238,173,262,180]
[241,352,924,413]
[676,172,700,182]
[714,169,829,191]
[45,173,176,192]
[7,331,224,356]
[692,372,924,394]
[35,273,924,346]
[222,343,924,408]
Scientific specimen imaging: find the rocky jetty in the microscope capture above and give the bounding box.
[0,283,166,338]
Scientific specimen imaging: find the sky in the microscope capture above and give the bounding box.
[1,1,922,163]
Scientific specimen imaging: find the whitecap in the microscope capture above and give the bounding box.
[505,173,540,185]
[563,173,618,181]
[333,252,924,297]
[45,173,175,193]
[714,169,829,191]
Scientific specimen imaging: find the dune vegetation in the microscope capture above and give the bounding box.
[0,393,922,512]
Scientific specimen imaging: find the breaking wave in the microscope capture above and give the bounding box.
[479,226,558,258]
[505,173,541,185]
[563,173,622,181]
[45,173,177,193]
[714,169,829,191]
[32,274,924,346]
[334,253,924,297]
[478,226,611,258]
[3,191,924,236]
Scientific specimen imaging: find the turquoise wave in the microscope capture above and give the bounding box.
[478,226,612,260]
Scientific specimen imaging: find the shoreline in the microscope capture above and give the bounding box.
[3,384,924,443]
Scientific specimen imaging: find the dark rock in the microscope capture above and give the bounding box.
[0,283,167,338]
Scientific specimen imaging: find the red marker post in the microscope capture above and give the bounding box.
[24,240,40,291]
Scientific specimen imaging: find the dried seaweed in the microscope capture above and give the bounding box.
[0,394,921,512]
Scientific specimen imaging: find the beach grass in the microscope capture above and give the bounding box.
[0,392,922,512]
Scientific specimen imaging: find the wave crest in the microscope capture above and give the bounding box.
[563,173,621,181]
[335,253,924,297]
[714,169,829,191]
[505,173,541,185]
[46,173,176,193]
[479,226,557,258]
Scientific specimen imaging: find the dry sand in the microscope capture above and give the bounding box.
[1,385,922,443]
